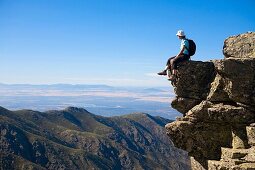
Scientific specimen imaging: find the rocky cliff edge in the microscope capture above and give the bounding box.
[165,32,255,170]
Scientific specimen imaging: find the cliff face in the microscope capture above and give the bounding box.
[165,32,255,169]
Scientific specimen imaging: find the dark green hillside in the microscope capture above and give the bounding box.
[0,106,189,170]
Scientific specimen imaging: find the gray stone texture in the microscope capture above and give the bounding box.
[166,32,255,169]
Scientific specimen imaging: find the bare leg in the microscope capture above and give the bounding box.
[172,69,177,75]
[168,59,177,80]
[158,63,171,76]
[158,56,175,76]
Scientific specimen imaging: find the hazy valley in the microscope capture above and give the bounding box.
[0,83,180,119]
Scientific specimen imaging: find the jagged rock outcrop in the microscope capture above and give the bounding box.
[165,32,255,169]
[223,32,255,59]
[171,61,215,114]
[208,123,255,170]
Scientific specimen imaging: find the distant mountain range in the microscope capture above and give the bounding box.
[0,106,189,170]
[0,83,179,119]
[0,83,114,90]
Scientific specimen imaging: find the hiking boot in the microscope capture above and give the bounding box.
[157,70,167,75]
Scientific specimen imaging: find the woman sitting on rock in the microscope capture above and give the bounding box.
[158,30,191,81]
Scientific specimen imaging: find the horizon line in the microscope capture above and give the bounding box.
[0,82,170,88]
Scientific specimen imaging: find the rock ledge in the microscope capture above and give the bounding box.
[165,32,255,169]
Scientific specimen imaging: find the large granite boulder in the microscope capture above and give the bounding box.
[171,56,255,114]
[171,61,215,114]
[166,32,255,169]
[166,101,254,167]
[174,61,215,100]
[223,32,255,59]
[212,58,255,106]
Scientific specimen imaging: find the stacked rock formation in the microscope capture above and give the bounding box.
[165,32,255,170]
[208,123,255,169]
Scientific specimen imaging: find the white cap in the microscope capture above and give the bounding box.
[176,30,185,36]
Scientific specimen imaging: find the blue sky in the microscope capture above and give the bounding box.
[1,0,254,87]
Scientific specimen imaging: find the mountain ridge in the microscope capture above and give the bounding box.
[1,106,189,170]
